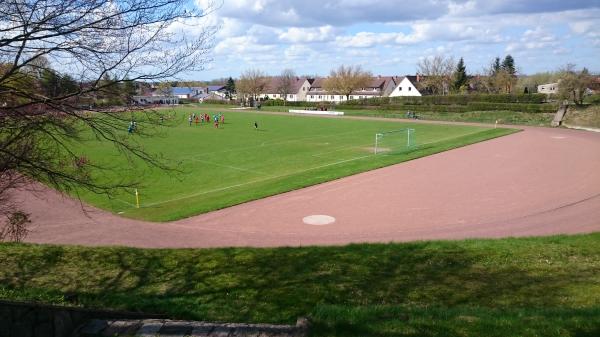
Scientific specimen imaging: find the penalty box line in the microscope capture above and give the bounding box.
[142,153,375,208]
[186,158,268,175]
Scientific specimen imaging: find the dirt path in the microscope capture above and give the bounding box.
[15,125,600,248]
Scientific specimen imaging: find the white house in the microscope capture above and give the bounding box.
[389,76,422,97]
[306,76,397,102]
[259,77,312,102]
[537,82,559,94]
[207,85,228,99]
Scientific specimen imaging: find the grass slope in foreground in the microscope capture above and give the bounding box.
[1,234,600,336]
[71,106,515,221]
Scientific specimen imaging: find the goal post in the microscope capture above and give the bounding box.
[374,128,415,154]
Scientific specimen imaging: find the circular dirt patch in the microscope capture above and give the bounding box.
[303,215,336,225]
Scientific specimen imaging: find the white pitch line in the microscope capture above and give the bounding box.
[187,157,267,175]
[133,129,493,208]
[143,153,375,207]
[183,129,367,160]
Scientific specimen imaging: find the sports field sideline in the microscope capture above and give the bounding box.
[69,106,513,221]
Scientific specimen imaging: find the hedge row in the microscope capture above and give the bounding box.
[260,99,316,107]
[202,99,234,105]
[336,102,556,114]
[339,93,549,106]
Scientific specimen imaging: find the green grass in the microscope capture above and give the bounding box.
[68,105,515,221]
[1,234,600,336]
[260,105,554,126]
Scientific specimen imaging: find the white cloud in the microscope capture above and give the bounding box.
[279,26,338,43]
[186,0,600,78]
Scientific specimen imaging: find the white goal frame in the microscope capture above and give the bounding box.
[374,128,415,154]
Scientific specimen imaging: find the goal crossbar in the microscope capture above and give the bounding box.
[374,128,415,154]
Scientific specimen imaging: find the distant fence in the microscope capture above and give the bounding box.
[289,109,344,116]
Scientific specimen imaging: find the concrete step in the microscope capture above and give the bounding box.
[552,104,568,127]
[75,318,309,337]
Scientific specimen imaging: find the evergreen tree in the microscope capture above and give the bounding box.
[225,77,235,99]
[123,77,137,103]
[492,57,501,75]
[40,69,60,97]
[59,74,78,96]
[453,57,468,92]
[501,55,516,75]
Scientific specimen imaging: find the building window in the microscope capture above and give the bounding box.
[331,95,335,99]
[409,87,412,91]
[399,87,402,91]
[318,95,322,99]
[310,95,314,98]
[289,94,293,98]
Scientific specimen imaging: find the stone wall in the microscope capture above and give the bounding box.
[0,300,165,337]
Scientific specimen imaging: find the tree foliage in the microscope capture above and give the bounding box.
[277,69,296,105]
[557,64,592,105]
[417,55,455,95]
[453,57,468,92]
[323,65,372,100]
[0,0,217,234]
[225,77,236,99]
[237,69,267,105]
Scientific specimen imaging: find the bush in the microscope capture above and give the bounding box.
[202,99,232,105]
[584,94,600,104]
[260,100,318,107]
[388,94,547,105]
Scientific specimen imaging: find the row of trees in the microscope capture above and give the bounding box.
[236,68,299,105]
[416,55,518,95]
[234,65,375,105]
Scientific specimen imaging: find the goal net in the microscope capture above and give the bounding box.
[374,128,415,154]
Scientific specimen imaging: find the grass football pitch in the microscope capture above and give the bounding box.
[70,106,515,221]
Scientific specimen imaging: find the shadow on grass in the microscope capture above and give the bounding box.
[1,235,599,336]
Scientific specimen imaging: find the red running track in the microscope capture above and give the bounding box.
[13,125,600,248]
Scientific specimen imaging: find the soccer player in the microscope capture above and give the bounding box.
[188,114,192,126]
[254,121,258,130]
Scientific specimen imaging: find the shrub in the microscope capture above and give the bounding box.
[202,99,232,105]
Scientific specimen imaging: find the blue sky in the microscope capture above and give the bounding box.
[186,0,600,80]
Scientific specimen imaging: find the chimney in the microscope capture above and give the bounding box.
[416,73,420,82]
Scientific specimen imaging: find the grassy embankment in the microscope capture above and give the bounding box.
[564,104,600,129]
[1,233,600,336]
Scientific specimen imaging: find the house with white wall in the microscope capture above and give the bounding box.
[172,87,206,99]
[537,82,559,94]
[259,77,312,102]
[389,76,422,97]
[306,76,397,102]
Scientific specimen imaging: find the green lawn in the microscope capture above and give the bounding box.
[1,234,599,336]
[68,105,515,221]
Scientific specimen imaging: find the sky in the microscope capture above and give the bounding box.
[185,0,600,80]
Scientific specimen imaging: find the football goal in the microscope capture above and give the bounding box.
[374,128,416,154]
